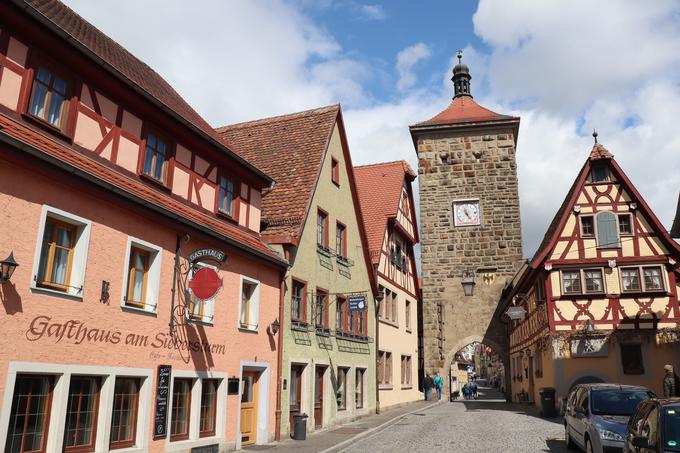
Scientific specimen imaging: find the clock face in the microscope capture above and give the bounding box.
[453,200,480,226]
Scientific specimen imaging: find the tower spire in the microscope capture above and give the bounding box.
[452,49,472,99]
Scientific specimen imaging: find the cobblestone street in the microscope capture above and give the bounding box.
[341,384,567,453]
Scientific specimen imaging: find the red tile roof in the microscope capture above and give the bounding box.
[413,96,517,127]
[354,161,416,264]
[17,0,271,184]
[589,143,614,160]
[0,112,286,267]
[216,105,340,239]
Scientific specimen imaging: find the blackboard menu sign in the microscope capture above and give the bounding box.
[153,364,172,439]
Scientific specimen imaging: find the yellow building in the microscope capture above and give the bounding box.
[355,161,421,408]
[503,139,680,405]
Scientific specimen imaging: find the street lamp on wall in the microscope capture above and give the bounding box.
[461,271,475,297]
[267,318,280,336]
[0,252,18,283]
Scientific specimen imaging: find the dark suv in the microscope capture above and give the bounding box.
[624,398,680,452]
[565,383,656,453]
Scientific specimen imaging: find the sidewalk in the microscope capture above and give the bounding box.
[249,399,441,452]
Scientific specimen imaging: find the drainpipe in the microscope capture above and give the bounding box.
[274,247,289,441]
[374,287,384,414]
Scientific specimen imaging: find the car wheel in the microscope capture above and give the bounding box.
[565,424,576,450]
[585,437,593,453]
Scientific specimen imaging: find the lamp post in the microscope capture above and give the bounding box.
[0,252,18,282]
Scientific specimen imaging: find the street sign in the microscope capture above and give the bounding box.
[187,248,226,264]
[153,364,171,439]
[349,294,367,311]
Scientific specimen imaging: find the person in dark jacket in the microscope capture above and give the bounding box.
[664,364,678,397]
[424,373,434,401]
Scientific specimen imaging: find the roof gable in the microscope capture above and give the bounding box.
[216,105,340,239]
[354,160,417,264]
[531,144,680,267]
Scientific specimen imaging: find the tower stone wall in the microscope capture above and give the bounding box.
[415,124,524,387]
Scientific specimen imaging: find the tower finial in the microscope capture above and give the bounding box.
[452,48,472,99]
[593,129,598,144]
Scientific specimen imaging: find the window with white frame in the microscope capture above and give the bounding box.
[239,277,260,330]
[123,237,162,312]
[621,265,665,293]
[32,206,91,297]
[187,263,217,324]
[560,268,606,295]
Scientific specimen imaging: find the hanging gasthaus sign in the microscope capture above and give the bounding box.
[187,248,225,301]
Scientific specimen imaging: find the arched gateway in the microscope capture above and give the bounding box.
[409,53,524,398]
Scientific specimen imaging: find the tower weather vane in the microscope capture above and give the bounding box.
[457,49,463,63]
[593,129,598,144]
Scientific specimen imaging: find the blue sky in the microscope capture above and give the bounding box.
[62,0,680,257]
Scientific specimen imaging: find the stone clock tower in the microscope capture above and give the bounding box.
[409,52,523,391]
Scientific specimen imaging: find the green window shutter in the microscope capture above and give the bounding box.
[597,212,619,248]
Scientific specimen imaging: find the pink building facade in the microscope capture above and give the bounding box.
[0,1,287,452]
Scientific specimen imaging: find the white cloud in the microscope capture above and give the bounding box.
[396,43,432,91]
[358,4,387,21]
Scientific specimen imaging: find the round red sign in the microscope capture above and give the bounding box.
[188,268,223,300]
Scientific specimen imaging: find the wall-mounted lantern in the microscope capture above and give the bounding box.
[267,318,280,336]
[461,271,476,297]
[0,252,18,283]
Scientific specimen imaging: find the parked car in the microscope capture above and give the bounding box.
[624,398,680,452]
[565,383,656,453]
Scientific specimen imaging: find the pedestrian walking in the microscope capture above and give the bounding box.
[463,384,471,400]
[424,373,434,401]
[434,372,444,401]
[472,382,478,400]
[664,364,679,397]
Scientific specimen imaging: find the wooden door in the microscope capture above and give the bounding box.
[314,366,325,429]
[240,371,259,446]
[289,365,304,428]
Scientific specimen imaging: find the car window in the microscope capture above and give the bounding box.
[642,406,659,442]
[567,388,579,408]
[630,402,650,434]
[575,388,587,409]
[591,389,655,416]
[662,406,680,451]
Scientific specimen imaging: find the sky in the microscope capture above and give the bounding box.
[62,0,680,259]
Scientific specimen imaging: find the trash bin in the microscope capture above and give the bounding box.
[539,387,557,418]
[292,413,308,440]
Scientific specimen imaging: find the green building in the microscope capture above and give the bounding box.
[218,105,378,436]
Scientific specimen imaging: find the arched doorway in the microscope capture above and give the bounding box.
[446,340,506,401]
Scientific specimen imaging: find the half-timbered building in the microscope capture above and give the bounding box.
[0,1,289,451]
[354,161,421,408]
[217,105,378,437]
[502,139,680,405]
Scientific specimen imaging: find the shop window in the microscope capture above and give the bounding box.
[315,289,329,331]
[580,216,594,237]
[170,378,192,441]
[337,367,348,411]
[64,377,100,452]
[596,211,620,248]
[621,343,644,375]
[199,379,218,438]
[336,222,347,259]
[331,158,340,186]
[618,213,633,235]
[142,133,169,183]
[110,378,140,450]
[355,368,365,409]
[6,375,53,453]
[378,351,392,386]
[123,239,162,312]
[33,207,91,297]
[29,66,69,129]
[188,263,217,324]
[239,277,260,330]
[317,209,329,249]
[621,265,665,292]
[218,175,237,218]
[401,355,412,386]
[291,279,307,323]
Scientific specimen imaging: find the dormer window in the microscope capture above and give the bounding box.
[591,165,610,183]
[142,133,168,183]
[29,66,69,129]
